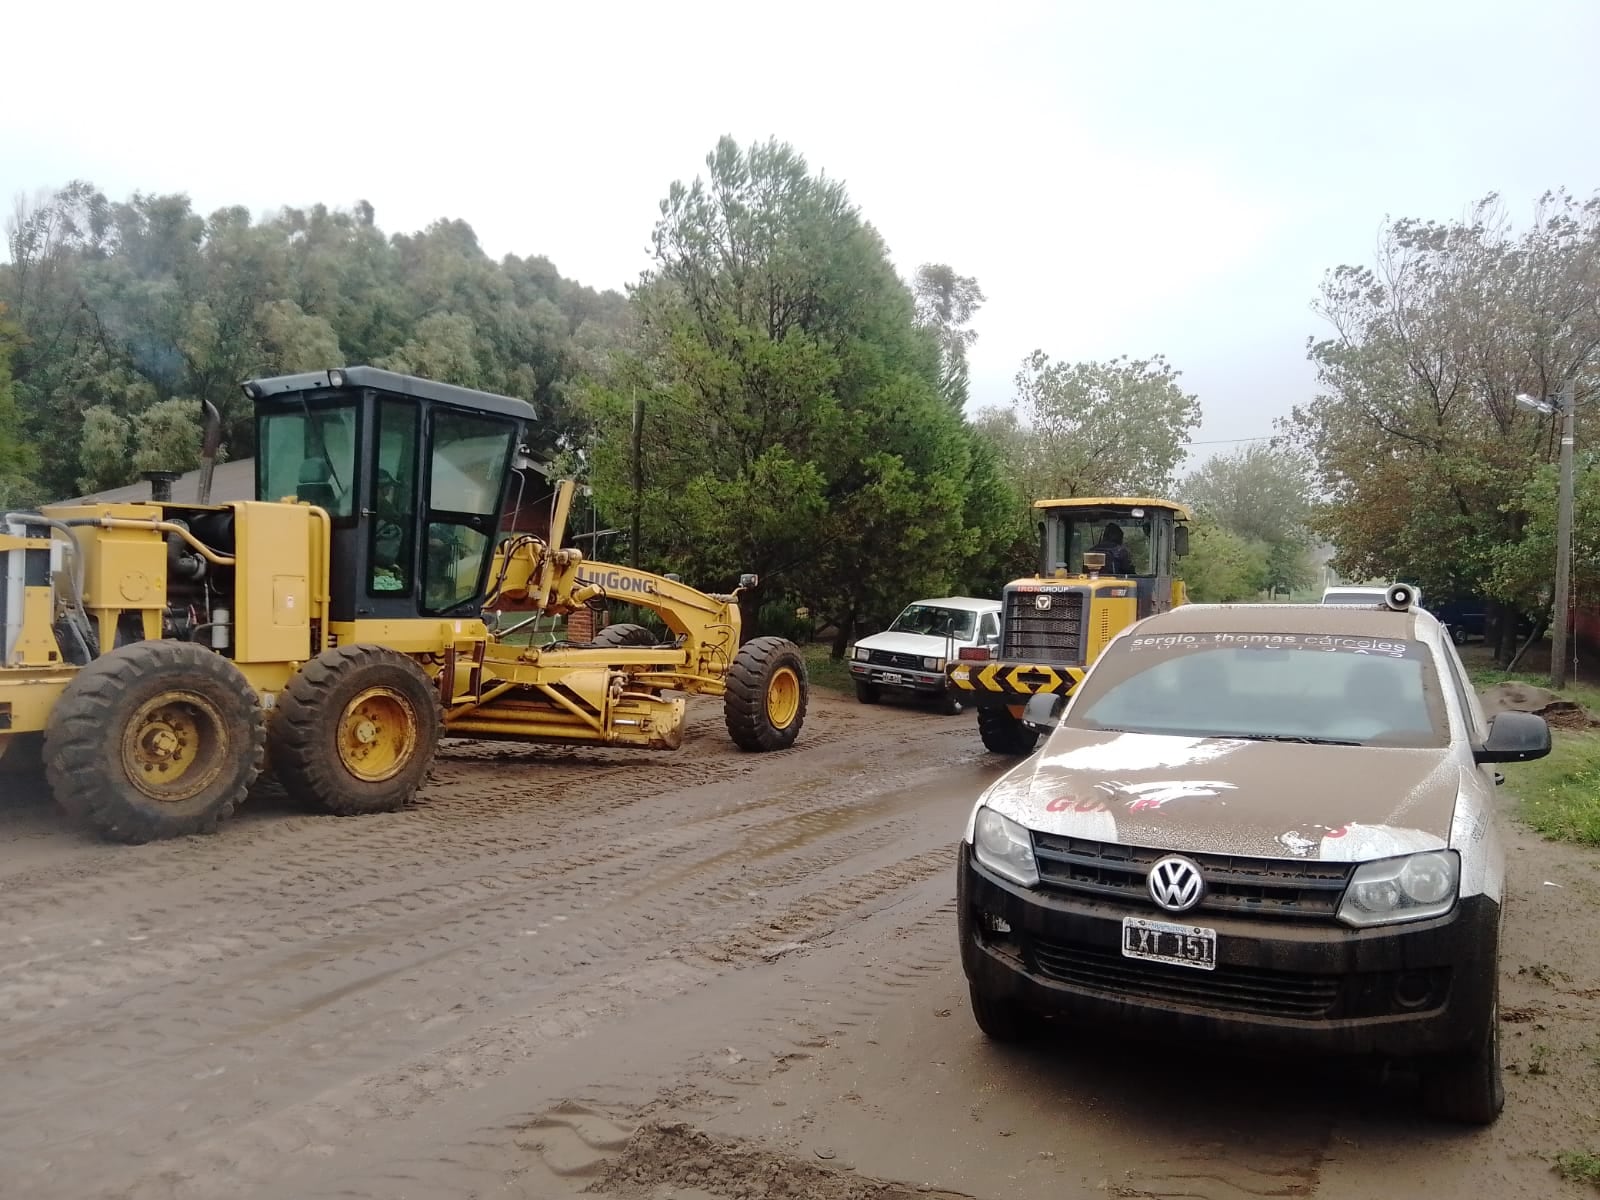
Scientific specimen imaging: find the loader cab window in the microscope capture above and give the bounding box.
[1044,509,1160,576]
[257,402,358,518]
[421,409,517,614]
[369,400,420,596]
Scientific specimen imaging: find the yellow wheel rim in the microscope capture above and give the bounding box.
[121,690,229,804]
[337,686,419,783]
[765,666,802,729]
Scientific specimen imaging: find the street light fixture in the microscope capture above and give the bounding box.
[1516,384,1578,689]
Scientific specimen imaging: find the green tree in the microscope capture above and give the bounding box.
[130,397,207,476]
[0,303,37,507]
[976,351,1202,502]
[582,136,1005,648]
[1284,189,1600,660]
[77,406,132,494]
[1181,443,1315,594]
[913,263,986,409]
[1492,457,1600,617]
[1182,521,1269,602]
[2,182,630,500]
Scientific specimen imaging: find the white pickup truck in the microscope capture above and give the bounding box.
[848,596,1002,715]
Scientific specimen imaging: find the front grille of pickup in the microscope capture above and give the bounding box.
[867,649,924,670]
[1001,588,1084,662]
[1030,834,1354,920]
[1030,938,1340,1019]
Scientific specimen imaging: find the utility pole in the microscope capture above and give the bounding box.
[630,389,644,569]
[1551,380,1577,690]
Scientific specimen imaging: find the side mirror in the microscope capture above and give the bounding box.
[1174,525,1191,557]
[1473,711,1552,764]
[1022,692,1066,732]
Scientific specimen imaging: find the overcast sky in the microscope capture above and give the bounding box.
[5,0,1598,471]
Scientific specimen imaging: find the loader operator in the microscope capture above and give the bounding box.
[1089,522,1135,576]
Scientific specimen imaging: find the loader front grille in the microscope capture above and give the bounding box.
[1001,588,1085,663]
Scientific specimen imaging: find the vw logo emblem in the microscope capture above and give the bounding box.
[1147,855,1205,913]
[1034,594,1052,611]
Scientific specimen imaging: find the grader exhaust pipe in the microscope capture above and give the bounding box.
[197,399,223,505]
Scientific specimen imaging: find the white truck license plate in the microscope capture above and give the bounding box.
[879,672,904,685]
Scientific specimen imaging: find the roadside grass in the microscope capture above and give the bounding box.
[1555,1151,1600,1189]
[1464,656,1600,848]
[801,643,855,694]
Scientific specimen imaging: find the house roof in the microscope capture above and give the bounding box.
[59,458,257,506]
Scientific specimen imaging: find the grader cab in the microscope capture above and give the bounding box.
[948,496,1191,756]
[0,367,809,843]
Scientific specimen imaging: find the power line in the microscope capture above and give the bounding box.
[1182,435,1279,447]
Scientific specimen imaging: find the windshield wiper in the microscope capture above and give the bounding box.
[1213,732,1362,746]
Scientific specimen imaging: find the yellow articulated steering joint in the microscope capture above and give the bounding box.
[0,367,810,845]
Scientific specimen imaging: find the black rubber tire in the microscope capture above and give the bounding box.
[978,705,1041,756]
[938,687,966,716]
[724,635,809,752]
[591,622,656,648]
[968,981,1036,1043]
[43,640,263,843]
[268,645,443,817]
[855,680,880,705]
[1421,991,1504,1125]
[1451,625,1470,646]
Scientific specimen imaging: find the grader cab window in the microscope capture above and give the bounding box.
[257,403,358,517]
[422,410,517,614]
[370,400,420,596]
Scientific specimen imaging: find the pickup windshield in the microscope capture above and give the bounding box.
[1066,631,1449,748]
[888,605,976,640]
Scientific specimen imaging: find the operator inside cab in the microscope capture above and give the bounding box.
[371,469,411,592]
[1088,522,1135,576]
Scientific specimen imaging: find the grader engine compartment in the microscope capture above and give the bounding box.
[31,501,319,664]
[0,366,811,845]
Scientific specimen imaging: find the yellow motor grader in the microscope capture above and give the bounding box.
[0,367,808,843]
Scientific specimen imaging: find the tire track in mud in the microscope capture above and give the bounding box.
[0,712,998,1198]
[0,791,940,1072]
[99,848,971,1200]
[0,701,978,1008]
[0,741,978,1032]
[0,699,957,927]
[655,898,1332,1200]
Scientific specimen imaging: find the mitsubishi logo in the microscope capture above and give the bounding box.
[1034,594,1053,611]
[1147,855,1205,913]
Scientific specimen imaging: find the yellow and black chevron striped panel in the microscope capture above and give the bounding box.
[947,660,1086,696]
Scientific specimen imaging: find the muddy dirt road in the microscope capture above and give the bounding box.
[2,690,1598,1200]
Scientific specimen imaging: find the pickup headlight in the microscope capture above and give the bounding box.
[852,646,869,661]
[923,656,944,671]
[1337,850,1459,927]
[972,806,1039,888]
